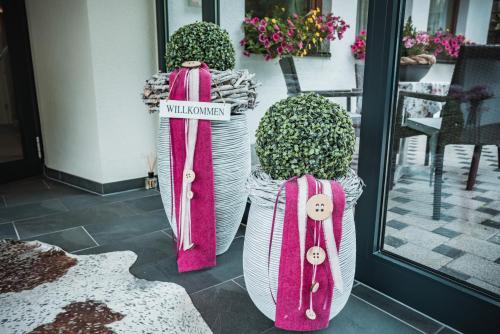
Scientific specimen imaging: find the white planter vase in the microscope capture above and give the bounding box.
[243,168,363,320]
[157,113,251,255]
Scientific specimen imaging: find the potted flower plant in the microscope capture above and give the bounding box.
[351,29,367,89]
[142,22,259,255]
[400,17,437,81]
[241,7,349,84]
[243,93,363,324]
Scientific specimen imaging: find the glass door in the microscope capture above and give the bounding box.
[356,0,499,332]
[0,0,42,183]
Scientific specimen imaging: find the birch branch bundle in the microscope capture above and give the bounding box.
[142,69,260,114]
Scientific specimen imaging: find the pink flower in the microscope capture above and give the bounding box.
[243,51,250,57]
[251,17,259,25]
[264,40,271,49]
[403,37,415,49]
[287,18,295,28]
[260,19,267,27]
[277,46,284,54]
[287,29,295,37]
[272,32,281,42]
[297,41,304,49]
[360,29,366,36]
[264,53,272,61]
[258,33,267,43]
[274,24,280,31]
[258,25,266,32]
[239,39,247,46]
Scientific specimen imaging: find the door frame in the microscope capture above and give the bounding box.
[355,0,499,332]
[0,0,42,183]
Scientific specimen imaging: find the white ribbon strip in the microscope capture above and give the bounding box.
[320,180,344,293]
[297,176,308,309]
[179,68,199,251]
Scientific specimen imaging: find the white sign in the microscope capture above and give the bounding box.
[160,100,231,121]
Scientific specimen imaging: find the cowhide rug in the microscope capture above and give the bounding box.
[0,240,212,334]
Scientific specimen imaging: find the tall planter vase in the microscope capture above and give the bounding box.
[158,114,251,255]
[243,168,363,321]
[144,69,258,255]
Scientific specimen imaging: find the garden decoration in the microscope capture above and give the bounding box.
[142,22,258,262]
[241,7,349,60]
[244,93,363,331]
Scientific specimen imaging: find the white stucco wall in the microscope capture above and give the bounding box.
[219,0,359,143]
[26,0,103,182]
[26,0,158,184]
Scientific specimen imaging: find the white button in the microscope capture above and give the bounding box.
[306,194,333,221]
[184,170,196,182]
[305,308,316,320]
[187,190,194,199]
[306,246,326,265]
[310,281,320,293]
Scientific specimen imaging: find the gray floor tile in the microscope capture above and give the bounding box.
[233,275,246,289]
[0,222,18,240]
[15,201,136,239]
[476,207,500,216]
[389,207,410,215]
[351,284,442,334]
[0,198,67,222]
[480,219,500,229]
[487,233,500,245]
[25,226,97,252]
[191,281,273,334]
[84,211,169,245]
[263,295,423,334]
[438,266,472,281]
[123,195,164,214]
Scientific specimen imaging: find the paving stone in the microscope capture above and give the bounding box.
[480,219,500,229]
[487,233,500,246]
[384,235,407,248]
[446,234,500,261]
[439,266,471,281]
[432,227,462,239]
[388,207,410,215]
[472,196,494,203]
[391,196,412,204]
[391,243,452,270]
[386,219,408,230]
[444,220,497,240]
[476,207,500,217]
[393,226,449,250]
[446,254,500,287]
[466,277,500,296]
[432,244,464,259]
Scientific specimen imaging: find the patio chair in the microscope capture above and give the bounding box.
[391,45,500,220]
[278,56,363,134]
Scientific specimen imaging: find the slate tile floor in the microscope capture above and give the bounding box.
[384,138,500,296]
[0,176,462,334]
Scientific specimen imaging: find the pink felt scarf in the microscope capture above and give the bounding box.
[275,175,345,331]
[168,63,217,272]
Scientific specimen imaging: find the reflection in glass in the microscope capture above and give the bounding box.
[384,0,500,297]
[0,5,23,163]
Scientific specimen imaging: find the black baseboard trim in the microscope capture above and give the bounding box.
[44,166,146,195]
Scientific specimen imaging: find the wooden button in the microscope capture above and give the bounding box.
[306,246,326,265]
[182,60,202,68]
[187,190,194,199]
[184,170,196,182]
[306,194,333,221]
[310,281,320,293]
[305,308,316,320]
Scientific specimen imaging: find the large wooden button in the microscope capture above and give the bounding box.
[182,60,201,68]
[305,308,316,320]
[184,170,196,183]
[306,194,333,221]
[306,246,326,265]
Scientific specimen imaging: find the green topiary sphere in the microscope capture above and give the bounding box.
[165,22,235,71]
[256,93,355,180]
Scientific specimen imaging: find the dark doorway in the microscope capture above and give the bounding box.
[0,0,42,183]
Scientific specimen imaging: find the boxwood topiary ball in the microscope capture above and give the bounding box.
[256,93,355,180]
[165,22,235,71]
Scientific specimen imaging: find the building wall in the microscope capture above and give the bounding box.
[26,0,158,184]
[26,0,103,181]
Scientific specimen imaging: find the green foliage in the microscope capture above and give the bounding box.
[256,93,355,180]
[165,22,235,71]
